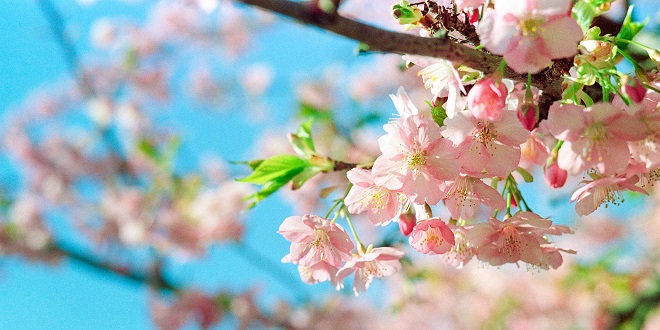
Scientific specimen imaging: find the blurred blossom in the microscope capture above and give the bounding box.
[240,63,275,96]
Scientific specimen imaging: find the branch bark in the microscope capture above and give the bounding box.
[235,0,564,99]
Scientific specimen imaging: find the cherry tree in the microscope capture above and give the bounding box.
[1,0,659,328]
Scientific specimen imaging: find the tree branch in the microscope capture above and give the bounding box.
[235,0,564,99]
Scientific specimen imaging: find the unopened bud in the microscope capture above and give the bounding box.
[467,77,507,121]
[517,102,539,131]
[399,212,416,236]
[544,161,568,189]
[623,77,647,103]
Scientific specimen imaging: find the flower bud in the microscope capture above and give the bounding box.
[467,77,508,121]
[517,102,539,131]
[399,212,416,236]
[544,162,568,189]
[623,77,647,103]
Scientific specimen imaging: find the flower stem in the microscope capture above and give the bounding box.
[343,209,365,254]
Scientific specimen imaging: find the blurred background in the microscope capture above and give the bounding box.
[0,0,658,329]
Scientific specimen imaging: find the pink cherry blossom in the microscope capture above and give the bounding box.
[467,77,508,122]
[539,245,576,270]
[389,86,420,119]
[467,212,572,267]
[402,56,466,117]
[443,176,506,220]
[546,102,646,176]
[278,214,354,268]
[570,175,648,216]
[442,110,529,177]
[409,218,455,255]
[344,168,402,226]
[443,225,476,269]
[335,246,405,295]
[519,131,550,169]
[477,0,583,73]
[373,114,460,204]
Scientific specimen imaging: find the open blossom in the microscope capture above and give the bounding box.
[467,212,573,267]
[442,110,529,177]
[539,245,577,270]
[570,175,648,216]
[409,218,455,255]
[278,214,354,268]
[402,56,466,117]
[336,246,404,295]
[443,225,476,269]
[373,114,459,205]
[546,102,646,176]
[477,0,583,73]
[443,176,506,220]
[344,168,402,226]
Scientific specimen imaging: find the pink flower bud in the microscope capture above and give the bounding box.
[624,78,647,103]
[517,102,539,131]
[467,77,508,121]
[544,162,568,189]
[399,212,416,236]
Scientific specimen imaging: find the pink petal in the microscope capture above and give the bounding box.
[546,103,587,141]
[505,36,553,74]
[541,16,582,59]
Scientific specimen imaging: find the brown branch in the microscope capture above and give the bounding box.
[235,0,564,100]
[51,241,180,292]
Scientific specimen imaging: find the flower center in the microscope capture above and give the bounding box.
[593,184,624,209]
[361,187,388,212]
[584,122,607,141]
[446,177,476,207]
[517,16,545,37]
[499,225,522,257]
[473,121,497,147]
[407,150,427,172]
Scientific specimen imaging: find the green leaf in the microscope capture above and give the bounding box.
[137,138,163,164]
[616,5,648,51]
[289,120,316,158]
[391,0,423,25]
[355,42,370,55]
[299,103,333,122]
[290,166,323,190]
[426,100,447,127]
[237,155,308,184]
[572,1,597,33]
[243,177,290,209]
[516,167,534,183]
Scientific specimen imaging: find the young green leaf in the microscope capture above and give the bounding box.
[237,155,308,184]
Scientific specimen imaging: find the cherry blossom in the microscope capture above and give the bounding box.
[335,246,405,295]
[409,218,455,255]
[402,55,466,117]
[477,0,583,73]
[344,168,402,226]
[467,77,508,122]
[442,109,529,177]
[570,175,649,216]
[443,176,506,220]
[373,114,460,204]
[278,214,354,268]
[546,102,646,176]
[467,212,572,267]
